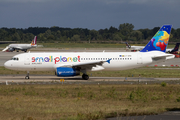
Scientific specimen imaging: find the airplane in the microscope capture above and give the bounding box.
[126,42,180,53]
[2,36,37,52]
[4,25,175,80]
[125,42,144,51]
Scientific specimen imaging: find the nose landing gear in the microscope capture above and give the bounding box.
[25,71,30,79]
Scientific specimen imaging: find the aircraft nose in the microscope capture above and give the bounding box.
[4,61,12,69]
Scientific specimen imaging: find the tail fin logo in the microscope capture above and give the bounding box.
[31,36,37,46]
[152,31,169,51]
[140,25,172,52]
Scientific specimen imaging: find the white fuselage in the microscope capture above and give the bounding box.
[9,44,36,50]
[4,51,171,72]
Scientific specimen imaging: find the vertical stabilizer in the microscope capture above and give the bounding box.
[140,25,172,52]
[31,36,37,46]
[170,43,180,53]
[125,42,131,49]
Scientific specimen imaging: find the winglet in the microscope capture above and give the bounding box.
[106,59,112,64]
[140,25,172,52]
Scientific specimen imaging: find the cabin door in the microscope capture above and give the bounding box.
[24,53,30,65]
[137,53,143,64]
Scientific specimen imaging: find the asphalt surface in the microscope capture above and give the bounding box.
[107,111,180,120]
[0,75,180,85]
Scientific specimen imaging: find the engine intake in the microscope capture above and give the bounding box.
[9,48,15,52]
[56,67,80,77]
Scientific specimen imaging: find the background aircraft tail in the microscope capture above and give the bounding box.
[125,42,131,49]
[140,25,172,52]
[31,36,37,46]
[169,43,180,53]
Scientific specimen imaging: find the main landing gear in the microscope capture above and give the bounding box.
[82,74,89,80]
[25,71,30,79]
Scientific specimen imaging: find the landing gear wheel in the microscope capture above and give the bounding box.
[82,74,89,80]
[25,71,30,79]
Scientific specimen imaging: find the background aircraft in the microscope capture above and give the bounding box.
[2,36,37,52]
[125,42,144,51]
[126,42,180,53]
[4,25,174,80]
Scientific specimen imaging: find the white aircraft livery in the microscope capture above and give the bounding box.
[2,36,37,52]
[4,25,174,80]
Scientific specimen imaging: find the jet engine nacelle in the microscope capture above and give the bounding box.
[8,48,15,52]
[56,67,80,77]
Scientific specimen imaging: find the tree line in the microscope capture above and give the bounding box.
[0,23,180,44]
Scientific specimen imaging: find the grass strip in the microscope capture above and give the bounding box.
[0,84,179,120]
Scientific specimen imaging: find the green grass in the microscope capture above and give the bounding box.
[40,43,128,48]
[0,84,179,120]
[0,42,176,48]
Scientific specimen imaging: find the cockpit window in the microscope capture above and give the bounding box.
[11,57,19,61]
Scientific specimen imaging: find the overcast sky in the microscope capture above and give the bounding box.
[0,0,180,30]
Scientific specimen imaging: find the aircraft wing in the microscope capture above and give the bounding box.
[54,59,111,71]
[13,46,23,50]
[2,46,9,52]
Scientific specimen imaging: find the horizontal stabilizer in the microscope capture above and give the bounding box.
[152,53,174,61]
